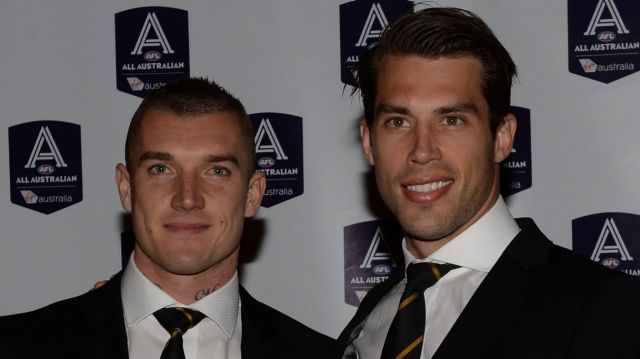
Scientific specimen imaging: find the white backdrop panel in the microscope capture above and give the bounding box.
[1,0,638,338]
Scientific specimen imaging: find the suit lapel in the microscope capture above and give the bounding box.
[433,218,552,358]
[239,286,279,359]
[80,272,130,359]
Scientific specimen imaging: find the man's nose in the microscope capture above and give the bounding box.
[171,172,205,210]
[408,126,441,165]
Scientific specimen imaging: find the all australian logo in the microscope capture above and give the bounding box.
[344,220,401,306]
[568,0,639,83]
[8,121,83,214]
[572,212,640,276]
[500,106,532,197]
[339,0,413,86]
[115,7,189,98]
[250,113,303,208]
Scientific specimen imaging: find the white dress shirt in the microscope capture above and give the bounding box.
[352,197,520,359]
[121,257,242,359]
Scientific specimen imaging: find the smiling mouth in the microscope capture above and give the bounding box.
[164,223,210,233]
[406,180,452,193]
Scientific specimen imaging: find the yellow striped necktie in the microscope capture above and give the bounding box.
[380,262,459,359]
[154,307,206,359]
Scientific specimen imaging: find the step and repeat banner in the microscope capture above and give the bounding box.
[1,0,639,336]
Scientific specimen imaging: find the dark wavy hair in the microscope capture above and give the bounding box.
[355,7,517,133]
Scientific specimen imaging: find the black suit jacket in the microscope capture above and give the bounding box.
[0,272,334,359]
[337,218,640,358]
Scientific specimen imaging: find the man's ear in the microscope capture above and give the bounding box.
[244,171,266,218]
[360,119,375,166]
[115,163,132,212]
[494,113,517,163]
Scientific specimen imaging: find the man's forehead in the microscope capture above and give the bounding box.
[376,54,485,91]
[140,108,238,125]
[374,55,487,107]
[379,53,485,69]
[140,110,247,140]
[131,110,251,165]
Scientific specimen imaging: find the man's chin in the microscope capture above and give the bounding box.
[156,253,212,275]
[162,262,210,276]
[400,217,459,243]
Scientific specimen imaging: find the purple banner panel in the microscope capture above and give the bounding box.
[568,0,639,83]
[9,121,83,214]
[250,113,304,208]
[116,7,189,98]
[339,0,413,86]
[344,219,402,306]
[501,106,532,198]
[573,212,640,277]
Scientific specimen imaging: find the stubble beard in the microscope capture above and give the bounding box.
[381,164,496,244]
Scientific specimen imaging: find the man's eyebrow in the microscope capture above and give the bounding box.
[139,151,172,162]
[376,104,412,116]
[434,102,480,116]
[376,103,480,117]
[137,152,241,166]
[204,154,240,166]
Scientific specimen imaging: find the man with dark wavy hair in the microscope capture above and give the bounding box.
[337,7,640,359]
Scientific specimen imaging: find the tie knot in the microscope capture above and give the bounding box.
[405,262,459,292]
[154,307,206,336]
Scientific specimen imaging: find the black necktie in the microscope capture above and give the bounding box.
[154,307,206,359]
[380,262,459,359]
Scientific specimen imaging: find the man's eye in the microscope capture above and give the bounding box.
[389,118,410,128]
[442,116,464,126]
[149,164,169,175]
[211,167,230,176]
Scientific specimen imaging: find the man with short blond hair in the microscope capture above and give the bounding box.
[1,78,333,359]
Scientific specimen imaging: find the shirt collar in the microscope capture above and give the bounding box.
[402,196,520,272]
[121,255,240,338]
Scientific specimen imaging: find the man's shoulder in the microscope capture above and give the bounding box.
[512,217,640,307]
[239,286,335,357]
[239,286,333,338]
[530,225,640,355]
[3,287,97,324]
[0,274,125,358]
[0,272,122,330]
[548,240,640,293]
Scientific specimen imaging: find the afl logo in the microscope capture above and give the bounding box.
[597,31,616,43]
[601,258,620,268]
[257,157,276,168]
[143,51,162,61]
[372,264,391,275]
[37,164,55,175]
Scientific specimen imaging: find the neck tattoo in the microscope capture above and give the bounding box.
[194,284,221,301]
